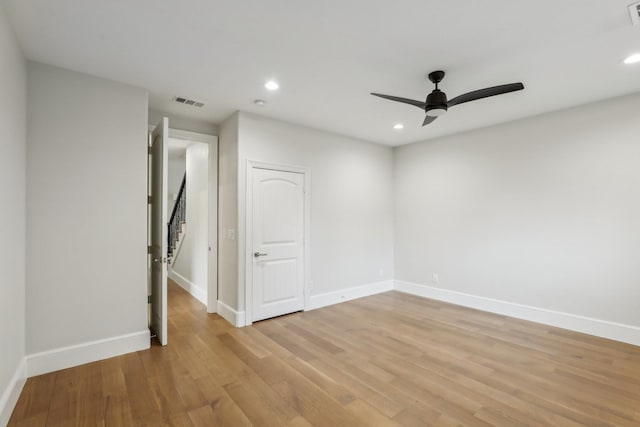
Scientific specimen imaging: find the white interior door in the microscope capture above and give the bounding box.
[252,168,305,321]
[150,118,168,345]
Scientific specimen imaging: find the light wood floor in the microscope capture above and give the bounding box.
[9,281,640,426]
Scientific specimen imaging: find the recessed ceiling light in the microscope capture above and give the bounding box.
[623,53,640,65]
[265,80,280,91]
[393,123,404,130]
[254,99,266,107]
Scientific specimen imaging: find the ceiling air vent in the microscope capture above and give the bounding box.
[630,2,640,26]
[174,97,205,108]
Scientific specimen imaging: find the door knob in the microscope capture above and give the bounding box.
[254,252,268,258]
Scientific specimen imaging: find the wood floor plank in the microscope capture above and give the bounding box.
[11,411,48,427]
[8,283,640,426]
[9,372,56,422]
[185,405,220,427]
[103,395,135,427]
[193,374,253,427]
[223,380,292,427]
[345,399,404,427]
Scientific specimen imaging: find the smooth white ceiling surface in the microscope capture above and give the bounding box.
[6,0,640,145]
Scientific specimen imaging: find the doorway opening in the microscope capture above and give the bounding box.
[148,118,218,345]
[167,138,209,306]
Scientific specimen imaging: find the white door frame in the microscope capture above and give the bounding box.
[151,126,219,314]
[245,160,311,326]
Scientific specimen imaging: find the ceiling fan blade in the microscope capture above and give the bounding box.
[371,93,426,110]
[422,115,437,126]
[448,83,524,107]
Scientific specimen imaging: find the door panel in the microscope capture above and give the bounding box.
[262,259,299,303]
[150,118,168,345]
[252,169,304,322]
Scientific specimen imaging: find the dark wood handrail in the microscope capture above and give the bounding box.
[169,173,186,226]
[168,173,186,257]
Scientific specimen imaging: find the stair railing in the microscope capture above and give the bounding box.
[168,173,186,258]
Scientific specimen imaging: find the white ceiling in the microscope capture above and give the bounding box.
[5,0,640,146]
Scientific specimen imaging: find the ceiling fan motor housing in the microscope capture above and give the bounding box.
[426,90,448,116]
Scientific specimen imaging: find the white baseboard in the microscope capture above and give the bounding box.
[394,280,640,346]
[168,270,207,306]
[0,357,27,427]
[217,300,246,327]
[307,280,394,311]
[26,330,151,377]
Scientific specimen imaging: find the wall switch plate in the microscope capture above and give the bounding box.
[432,273,439,284]
[379,268,384,277]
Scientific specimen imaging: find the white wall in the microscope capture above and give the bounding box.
[237,113,395,312]
[217,113,239,310]
[26,63,149,357]
[395,93,640,327]
[0,5,27,423]
[171,142,209,303]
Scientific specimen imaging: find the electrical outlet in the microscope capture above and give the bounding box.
[432,273,439,284]
[379,268,384,277]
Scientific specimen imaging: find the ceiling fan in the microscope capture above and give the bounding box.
[371,71,524,126]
